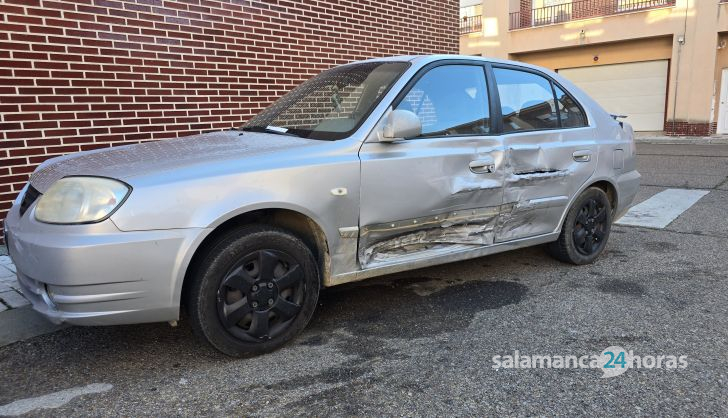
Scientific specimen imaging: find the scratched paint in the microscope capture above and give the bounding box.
[359,207,501,267]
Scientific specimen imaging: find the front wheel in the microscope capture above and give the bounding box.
[547,187,612,265]
[187,224,320,357]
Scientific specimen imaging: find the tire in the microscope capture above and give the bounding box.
[547,187,612,265]
[187,224,320,357]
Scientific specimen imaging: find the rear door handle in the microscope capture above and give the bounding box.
[572,150,592,162]
[469,158,495,174]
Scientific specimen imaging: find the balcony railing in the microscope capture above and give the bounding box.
[460,15,483,34]
[509,0,676,30]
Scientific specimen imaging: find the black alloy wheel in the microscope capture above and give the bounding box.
[547,187,612,265]
[572,198,608,256]
[187,224,319,357]
[217,249,304,342]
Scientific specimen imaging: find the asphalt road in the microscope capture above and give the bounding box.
[1,143,727,416]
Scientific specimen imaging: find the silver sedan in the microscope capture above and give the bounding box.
[4,55,640,356]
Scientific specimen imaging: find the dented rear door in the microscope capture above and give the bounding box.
[357,62,505,269]
[491,65,597,242]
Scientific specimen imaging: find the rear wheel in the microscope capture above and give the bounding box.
[547,187,612,265]
[187,224,319,357]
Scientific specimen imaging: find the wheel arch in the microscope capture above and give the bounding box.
[589,179,618,216]
[557,177,619,232]
[179,207,331,312]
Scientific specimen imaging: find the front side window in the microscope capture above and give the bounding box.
[494,67,559,133]
[244,61,409,141]
[395,65,490,137]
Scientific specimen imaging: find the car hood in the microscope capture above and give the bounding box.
[29,130,318,192]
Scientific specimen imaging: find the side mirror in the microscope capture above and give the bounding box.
[381,109,422,142]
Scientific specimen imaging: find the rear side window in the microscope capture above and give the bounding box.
[494,68,558,132]
[395,65,490,137]
[554,84,587,128]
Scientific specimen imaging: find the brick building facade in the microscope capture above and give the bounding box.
[0,0,459,241]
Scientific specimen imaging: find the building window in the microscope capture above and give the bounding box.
[532,0,572,26]
[460,4,482,18]
[460,5,483,34]
[616,0,672,12]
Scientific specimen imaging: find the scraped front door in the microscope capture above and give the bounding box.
[358,63,505,268]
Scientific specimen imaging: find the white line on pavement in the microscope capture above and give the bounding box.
[0,383,112,416]
[615,188,709,229]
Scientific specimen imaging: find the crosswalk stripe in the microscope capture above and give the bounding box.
[615,188,709,229]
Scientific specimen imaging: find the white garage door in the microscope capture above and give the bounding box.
[558,60,668,132]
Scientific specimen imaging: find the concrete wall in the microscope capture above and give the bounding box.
[510,36,674,70]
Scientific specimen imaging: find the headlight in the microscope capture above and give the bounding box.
[35,177,131,224]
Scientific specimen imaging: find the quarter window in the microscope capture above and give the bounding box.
[494,68,559,132]
[554,84,587,128]
[396,65,490,137]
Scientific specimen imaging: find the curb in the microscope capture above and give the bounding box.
[635,136,728,145]
[0,245,67,348]
[0,306,68,348]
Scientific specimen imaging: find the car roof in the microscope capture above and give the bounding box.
[347,54,550,74]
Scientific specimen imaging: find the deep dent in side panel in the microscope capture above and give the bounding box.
[357,144,579,268]
[496,169,570,238]
[357,141,506,268]
[496,139,589,242]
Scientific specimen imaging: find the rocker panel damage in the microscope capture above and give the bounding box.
[359,206,501,267]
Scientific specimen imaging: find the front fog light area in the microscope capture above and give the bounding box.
[35,177,131,224]
[43,284,57,309]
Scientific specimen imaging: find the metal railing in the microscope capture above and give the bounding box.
[460,15,483,34]
[509,0,676,30]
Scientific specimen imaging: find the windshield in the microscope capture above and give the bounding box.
[243,61,410,141]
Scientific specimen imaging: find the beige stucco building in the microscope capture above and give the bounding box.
[460,0,728,135]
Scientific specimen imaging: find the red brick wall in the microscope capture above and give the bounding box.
[663,121,716,137]
[519,0,532,28]
[0,0,458,242]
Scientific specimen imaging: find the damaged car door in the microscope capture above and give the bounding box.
[358,63,505,269]
[491,65,596,242]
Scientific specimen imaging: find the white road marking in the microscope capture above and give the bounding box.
[0,383,112,416]
[615,188,709,229]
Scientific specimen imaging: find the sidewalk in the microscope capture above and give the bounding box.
[634,134,728,144]
[0,248,29,311]
[0,246,67,347]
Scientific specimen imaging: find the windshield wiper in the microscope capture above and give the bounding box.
[241,126,301,137]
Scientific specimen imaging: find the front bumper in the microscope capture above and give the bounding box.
[4,199,206,326]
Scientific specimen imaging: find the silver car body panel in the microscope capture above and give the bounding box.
[4,55,640,326]
[358,126,506,268]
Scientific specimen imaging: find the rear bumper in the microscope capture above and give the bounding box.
[4,201,206,326]
[615,170,641,219]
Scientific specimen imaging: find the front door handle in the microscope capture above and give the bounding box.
[572,150,592,162]
[469,159,496,174]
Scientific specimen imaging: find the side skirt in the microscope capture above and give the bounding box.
[326,231,560,287]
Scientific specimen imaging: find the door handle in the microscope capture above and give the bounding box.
[572,150,592,162]
[469,159,496,174]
